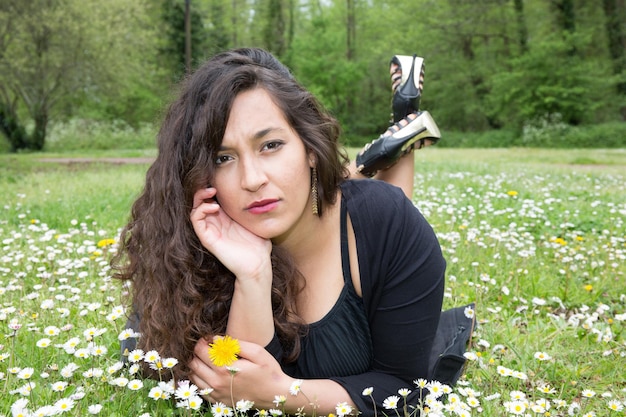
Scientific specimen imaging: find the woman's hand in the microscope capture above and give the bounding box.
[190,187,272,279]
[191,187,274,344]
[189,338,294,408]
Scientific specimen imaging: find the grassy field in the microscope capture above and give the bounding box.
[0,148,625,416]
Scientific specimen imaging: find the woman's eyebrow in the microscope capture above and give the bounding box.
[251,126,284,140]
[219,126,286,150]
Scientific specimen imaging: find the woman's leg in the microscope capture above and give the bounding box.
[349,55,440,199]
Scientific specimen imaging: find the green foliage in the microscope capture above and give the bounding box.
[263,0,288,57]
[288,3,390,145]
[486,34,615,130]
[44,119,158,152]
[71,74,169,129]
[0,0,160,151]
[0,104,29,152]
[435,121,626,148]
[159,0,222,78]
[1,0,625,152]
[0,137,9,153]
[521,120,626,148]
[435,129,520,148]
[203,0,232,58]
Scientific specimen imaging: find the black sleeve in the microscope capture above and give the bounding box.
[330,180,445,416]
[264,333,284,361]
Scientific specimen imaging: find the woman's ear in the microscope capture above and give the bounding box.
[308,151,317,168]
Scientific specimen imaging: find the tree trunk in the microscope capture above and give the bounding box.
[185,0,191,74]
[551,0,576,33]
[346,0,355,61]
[602,0,626,119]
[513,0,528,53]
[264,0,286,57]
[0,102,29,152]
[345,0,356,120]
[231,0,238,47]
[30,105,48,151]
[287,0,295,54]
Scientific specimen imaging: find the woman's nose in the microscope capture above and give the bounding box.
[239,157,268,192]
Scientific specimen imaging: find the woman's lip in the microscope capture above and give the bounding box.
[246,199,279,214]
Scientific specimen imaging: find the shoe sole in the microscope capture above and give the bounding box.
[356,111,441,177]
[390,111,441,154]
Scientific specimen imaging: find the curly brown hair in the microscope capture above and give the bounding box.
[112,48,349,379]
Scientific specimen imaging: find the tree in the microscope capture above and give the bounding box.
[288,1,373,142]
[263,0,288,57]
[513,0,529,53]
[0,0,158,151]
[160,0,210,78]
[602,0,626,119]
[205,0,231,58]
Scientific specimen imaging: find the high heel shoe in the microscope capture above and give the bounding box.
[356,111,441,178]
[390,54,424,123]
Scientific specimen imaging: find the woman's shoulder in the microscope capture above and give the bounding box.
[340,179,406,206]
[340,179,413,231]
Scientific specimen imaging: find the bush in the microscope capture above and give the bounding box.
[436,129,518,148]
[0,135,11,153]
[436,121,626,148]
[44,119,158,152]
[555,121,626,148]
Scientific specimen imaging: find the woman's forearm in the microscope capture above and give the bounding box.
[258,378,357,416]
[226,267,275,346]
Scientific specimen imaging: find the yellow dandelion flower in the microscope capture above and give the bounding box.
[97,238,116,248]
[584,284,593,292]
[208,335,241,367]
[507,190,518,196]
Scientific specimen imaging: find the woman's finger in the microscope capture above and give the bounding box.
[192,187,217,210]
[188,357,215,393]
[235,339,268,361]
[194,337,211,361]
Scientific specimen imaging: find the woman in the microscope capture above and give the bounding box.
[114,48,463,415]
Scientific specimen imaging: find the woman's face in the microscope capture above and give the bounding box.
[212,87,315,242]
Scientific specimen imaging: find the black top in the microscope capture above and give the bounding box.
[266,179,446,416]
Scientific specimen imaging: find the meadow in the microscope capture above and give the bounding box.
[0,148,625,416]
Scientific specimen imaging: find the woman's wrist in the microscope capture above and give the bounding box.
[270,378,356,416]
[227,270,274,345]
[265,377,311,414]
[234,257,273,286]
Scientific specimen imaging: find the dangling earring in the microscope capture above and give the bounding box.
[311,166,319,215]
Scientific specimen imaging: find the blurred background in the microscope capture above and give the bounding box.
[1,0,625,153]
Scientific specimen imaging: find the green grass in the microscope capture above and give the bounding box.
[1,148,625,416]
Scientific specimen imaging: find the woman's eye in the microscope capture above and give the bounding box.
[215,155,232,165]
[262,141,284,151]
